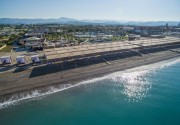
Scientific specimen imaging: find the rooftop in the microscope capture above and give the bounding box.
[23,37,43,41]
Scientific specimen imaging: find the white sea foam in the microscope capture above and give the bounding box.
[0,57,180,109]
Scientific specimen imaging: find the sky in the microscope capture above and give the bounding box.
[0,0,180,21]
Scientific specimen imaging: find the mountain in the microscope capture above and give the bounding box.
[0,17,78,24]
[0,17,179,26]
[57,17,78,22]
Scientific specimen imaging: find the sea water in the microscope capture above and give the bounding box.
[0,58,180,125]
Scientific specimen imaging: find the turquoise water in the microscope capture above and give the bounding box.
[0,58,180,125]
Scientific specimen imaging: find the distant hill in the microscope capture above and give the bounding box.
[0,17,179,26]
[121,21,180,26]
[0,17,78,24]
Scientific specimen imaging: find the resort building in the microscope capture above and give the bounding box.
[19,36,45,50]
[128,34,141,41]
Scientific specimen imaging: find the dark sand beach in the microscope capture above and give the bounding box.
[1,44,180,100]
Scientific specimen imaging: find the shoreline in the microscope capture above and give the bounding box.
[1,47,180,100]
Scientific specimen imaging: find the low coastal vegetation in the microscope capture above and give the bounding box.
[0,30,26,52]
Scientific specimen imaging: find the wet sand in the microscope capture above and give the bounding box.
[0,46,180,98]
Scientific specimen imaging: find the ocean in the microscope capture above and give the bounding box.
[0,57,180,125]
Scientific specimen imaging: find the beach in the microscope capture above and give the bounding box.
[1,45,180,100]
